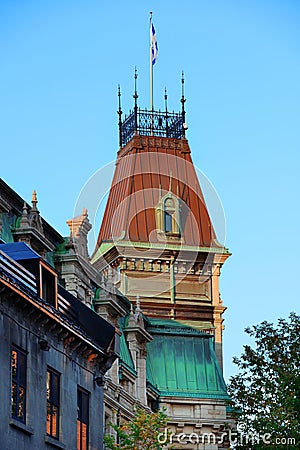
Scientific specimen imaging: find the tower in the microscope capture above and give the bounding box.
[92,76,230,369]
[92,75,232,448]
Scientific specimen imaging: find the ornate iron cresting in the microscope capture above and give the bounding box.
[118,71,186,147]
[120,108,184,146]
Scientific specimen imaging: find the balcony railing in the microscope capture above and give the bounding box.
[120,108,184,147]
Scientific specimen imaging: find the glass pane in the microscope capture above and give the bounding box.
[82,392,89,424]
[165,212,172,232]
[77,420,81,450]
[81,422,88,450]
[11,382,17,417]
[18,386,25,420]
[52,373,60,406]
[11,350,17,379]
[46,371,51,400]
[52,405,58,438]
[18,352,26,386]
[46,404,51,435]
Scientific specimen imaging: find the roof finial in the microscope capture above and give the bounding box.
[164,87,168,111]
[19,201,29,229]
[165,87,169,138]
[181,71,187,137]
[133,67,139,131]
[128,301,136,326]
[134,67,138,97]
[32,190,38,211]
[118,85,123,147]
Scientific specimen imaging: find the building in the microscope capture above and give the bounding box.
[0,76,232,449]
[0,182,120,450]
[91,78,232,448]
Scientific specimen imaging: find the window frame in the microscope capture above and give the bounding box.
[163,196,181,236]
[39,260,58,308]
[46,367,61,440]
[11,345,27,423]
[77,387,90,450]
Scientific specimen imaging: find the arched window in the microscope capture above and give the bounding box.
[164,198,175,233]
[155,193,181,240]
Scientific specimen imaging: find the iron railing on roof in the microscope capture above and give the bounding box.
[120,109,184,146]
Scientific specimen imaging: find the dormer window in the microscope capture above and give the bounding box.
[164,198,175,233]
[0,241,58,308]
[156,193,181,239]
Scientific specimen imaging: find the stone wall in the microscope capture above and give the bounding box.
[0,297,105,450]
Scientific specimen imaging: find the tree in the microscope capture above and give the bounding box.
[104,407,168,450]
[227,312,300,449]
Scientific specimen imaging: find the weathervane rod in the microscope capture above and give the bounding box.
[150,11,153,113]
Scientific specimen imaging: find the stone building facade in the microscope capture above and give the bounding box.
[0,182,119,450]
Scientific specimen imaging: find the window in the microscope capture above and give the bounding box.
[11,346,27,423]
[155,193,181,240]
[46,368,60,439]
[77,388,89,450]
[41,265,57,307]
[164,211,173,233]
[164,197,180,235]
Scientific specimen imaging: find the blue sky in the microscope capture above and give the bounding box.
[1,0,300,380]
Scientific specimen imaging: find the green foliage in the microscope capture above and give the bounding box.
[104,407,168,450]
[228,312,300,449]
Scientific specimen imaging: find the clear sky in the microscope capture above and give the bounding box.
[1,0,300,380]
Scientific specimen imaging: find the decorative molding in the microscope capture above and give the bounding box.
[147,326,212,337]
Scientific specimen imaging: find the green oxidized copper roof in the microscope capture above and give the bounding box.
[120,332,136,375]
[91,240,230,265]
[45,251,55,268]
[147,318,211,336]
[0,213,15,243]
[146,319,228,399]
[119,317,136,376]
[53,237,70,255]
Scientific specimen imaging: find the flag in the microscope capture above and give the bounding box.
[150,17,158,65]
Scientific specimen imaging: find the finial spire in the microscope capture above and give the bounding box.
[181,71,187,137]
[118,85,123,147]
[19,202,29,229]
[165,87,169,137]
[164,87,168,111]
[134,67,138,98]
[181,71,185,97]
[32,190,38,211]
[133,67,138,131]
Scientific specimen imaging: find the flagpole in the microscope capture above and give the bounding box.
[150,11,153,113]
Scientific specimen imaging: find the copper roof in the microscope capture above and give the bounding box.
[96,135,217,249]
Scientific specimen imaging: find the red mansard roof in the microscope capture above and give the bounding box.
[96,135,216,248]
